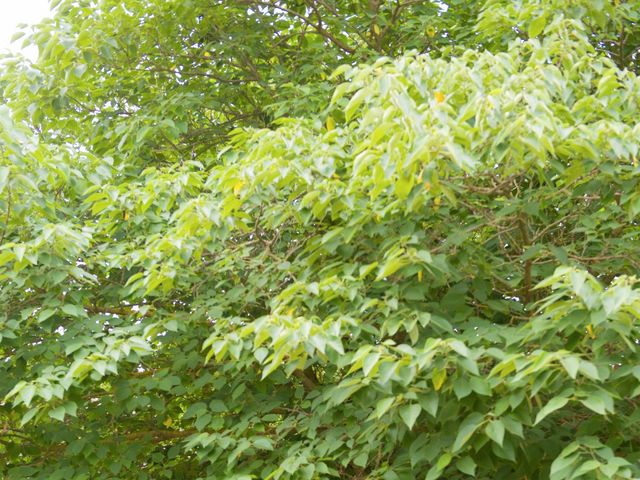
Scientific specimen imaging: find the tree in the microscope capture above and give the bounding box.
[1,0,640,479]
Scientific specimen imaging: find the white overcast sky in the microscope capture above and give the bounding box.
[0,0,52,54]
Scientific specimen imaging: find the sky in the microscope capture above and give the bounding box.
[0,0,52,55]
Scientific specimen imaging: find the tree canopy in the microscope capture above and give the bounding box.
[1,1,640,479]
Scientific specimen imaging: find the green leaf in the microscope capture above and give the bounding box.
[424,465,441,480]
[560,356,579,379]
[456,456,476,476]
[571,460,600,477]
[426,453,451,479]
[376,257,408,280]
[436,452,452,470]
[579,395,607,415]
[578,360,600,380]
[14,244,26,262]
[61,304,87,318]
[252,437,274,451]
[344,89,367,121]
[362,351,381,377]
[535,396,569,425]
[48,406,66,421]
[19,385,37,407]
[528,15,547,38]
[64,401,78,417]
[399,403,421,430]
[416,250,432,264]
[372,397,395,419]
[353,452,368,467]
[20,407,40,427]
[209,399,227,413]
[0,250,15,267]
[38,308,57,323]
[194,413,212,431]
[452,413,483,452]
[359,261,379,279]
[394,176,413,199]
[485,419,505,446]
[418,391,439,417]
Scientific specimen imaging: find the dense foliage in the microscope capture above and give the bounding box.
[1,1,640,479]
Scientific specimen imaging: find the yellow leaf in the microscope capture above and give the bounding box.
[163,417,173,427]
[432,368,447,391]
[233,180,244,196]
[417,270,423,282]
[326,116,335,131]
[434,91,445,103]
[434,196,441,207]
[586,324,595,339]
[372,24,381,36]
